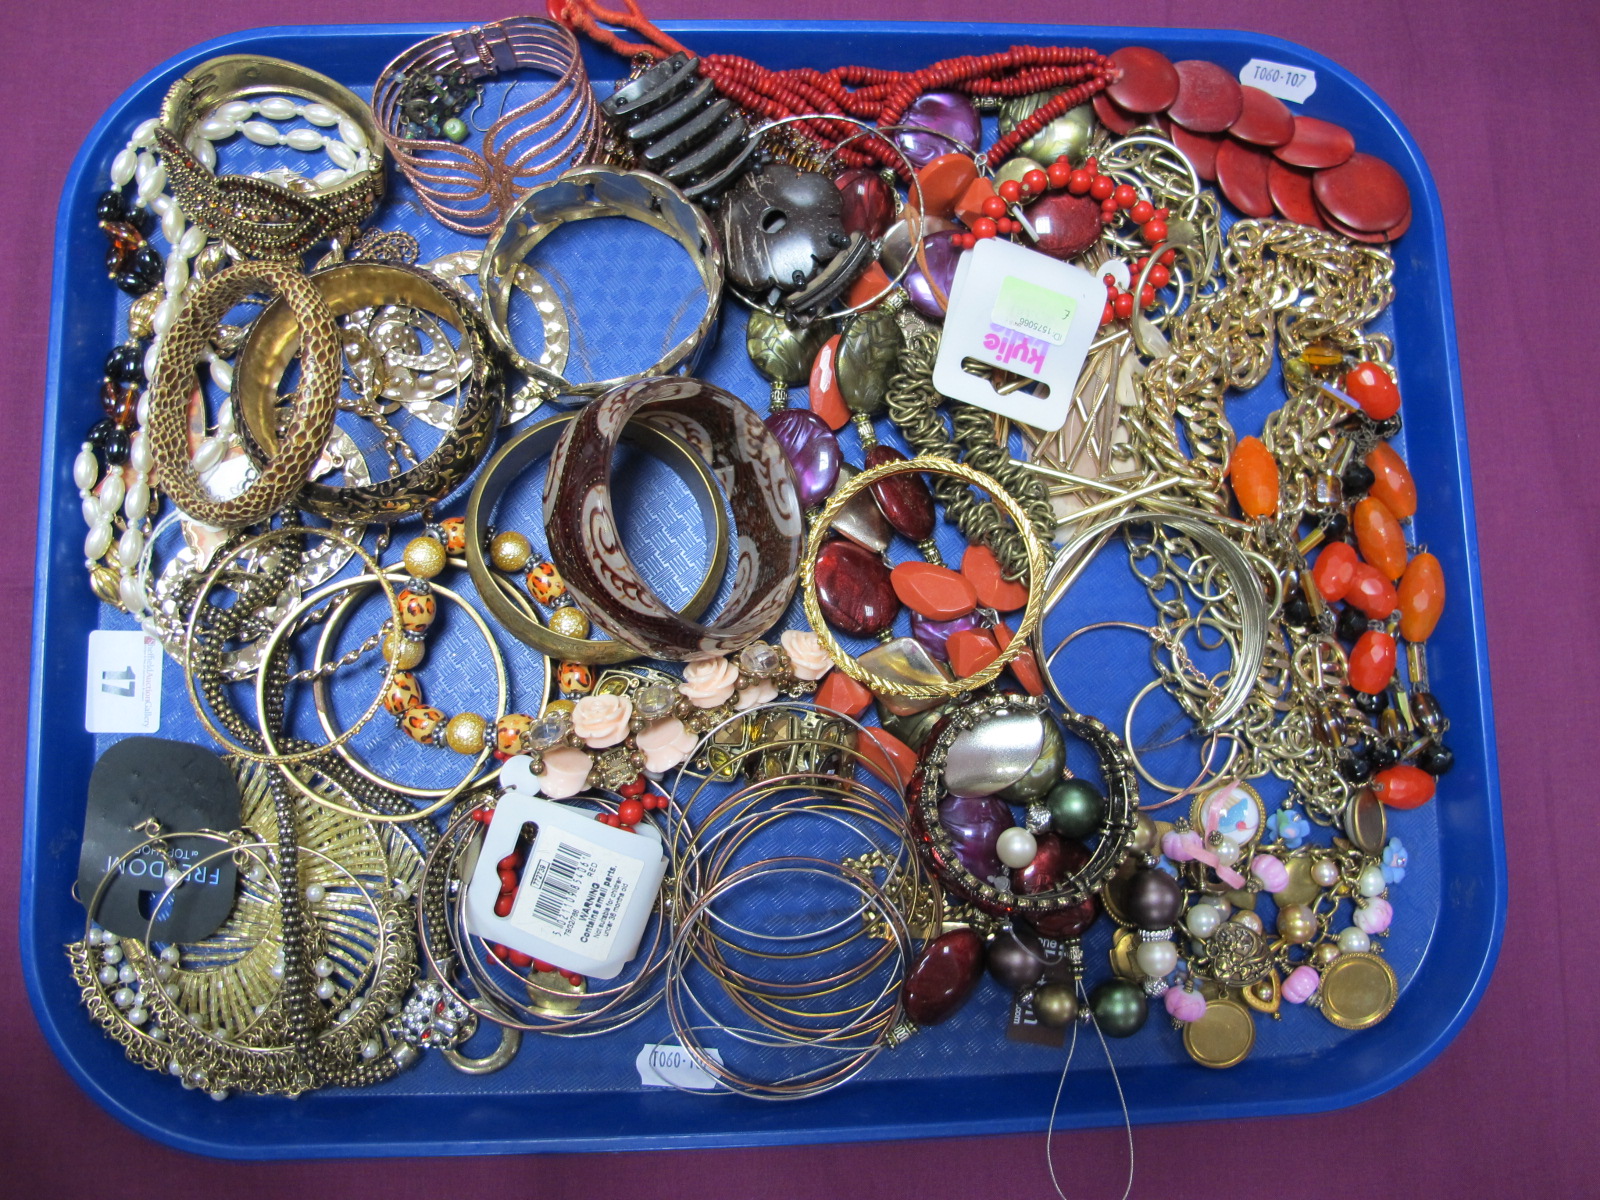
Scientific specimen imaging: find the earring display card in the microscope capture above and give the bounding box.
[23,20,1501,1160]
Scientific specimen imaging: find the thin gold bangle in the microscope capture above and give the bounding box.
[183,527,399,764]
[802,456,1048,697]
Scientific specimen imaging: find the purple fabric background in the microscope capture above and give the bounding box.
[5,2,1590,1193]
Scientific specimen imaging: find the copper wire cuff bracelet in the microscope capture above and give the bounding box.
[232,260,506,523]
[373,16,600,234]
[465,410,730,664]
[155,55,386,259]
[479,165,723,398]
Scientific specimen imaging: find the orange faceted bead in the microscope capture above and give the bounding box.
[858,727,918,791]
[953,175,999,226]
[815,669,873,718]
[992,621,1045,696]
[1228,436,1279,517]
[846,260,893,309]
[917,153,980,218]
[1311,541,1359,603]
[1374,764,1435,810]
[807,334,850,431]
[1364,442,1417,519]
[1345,562,1398,620]
[1347,630,1396,694]
[1353,497,1408,580]
[1398,552,1446,642]
[947,627,1001,678]
[961,543,1029,611]
[891,560,978,620]
[1343,361,1401,420]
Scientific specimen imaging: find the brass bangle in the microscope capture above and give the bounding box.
[310,573,527,800]
[802,457,1048,698]
[182,527,399,765]
[155,55,386,259]
[149,262,340,528]
[232,260,504,522]
[479,165,723,397]
[467,411,730,664]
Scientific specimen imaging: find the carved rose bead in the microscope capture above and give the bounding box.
[570,693,633,749]
[534,746,593,799]
[737,679,780,710]
[781,629,833,680]
[636,717,696,773]
[681,657,740,708]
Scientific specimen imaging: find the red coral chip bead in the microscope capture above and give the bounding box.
[1168,60,1244,132]
[1170,124,1223,181]
[1274,116,1355,169]
[917,153,980,218]
[1106,46,1181,113]
[1266,158,1327,228]
[815,669,874,718]
[1373,764,1435,810]
[961,542,1030,611]
[505,948,535,969]
[1092,90,1141,136]
[618,798,646,826]
[1229,85,1295,147]
[1312,152,1411,233]
[1215,138,1275,218]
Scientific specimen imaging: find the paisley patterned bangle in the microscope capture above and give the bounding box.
[154,55,386,260]
[232,260,504,523]
[467,411,731,664]
[479,166,723,397]
[543,377,803,660]
[147,261,340,528]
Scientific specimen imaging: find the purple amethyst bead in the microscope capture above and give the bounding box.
[939,793,1013,881]
[912,611,984,662]
[893,91,982,168]
[904,230,962,321]
[765,408,841,508]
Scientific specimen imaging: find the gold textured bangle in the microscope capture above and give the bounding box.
[465,412,730,664]
[232,260,504,522]
[155,55,386,259]
[802,456,1048,698]
[149,262,340,528]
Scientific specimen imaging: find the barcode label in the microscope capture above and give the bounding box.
[509,826,645,961]
[528,841,589,931]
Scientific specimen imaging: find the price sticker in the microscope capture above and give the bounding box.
[1238,59,1317,104]
[635,1043,724,1090]
[84,630,162,733]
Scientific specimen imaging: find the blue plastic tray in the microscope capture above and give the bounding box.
[25,20,1503,1159]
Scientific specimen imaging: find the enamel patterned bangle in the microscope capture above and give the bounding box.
[543,377,803,660]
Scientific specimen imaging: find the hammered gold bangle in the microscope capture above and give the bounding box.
[149,262,340,529]
[801,456,1047,698]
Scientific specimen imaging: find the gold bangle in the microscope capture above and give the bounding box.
[155,55,386,259]
[802,456,1048,698]
[149,262,341,528]
[465,412,730,664]
[232,260,504,522]
[183,527,399,764]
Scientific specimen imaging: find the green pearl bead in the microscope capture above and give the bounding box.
[1032,982,1079,1028]
[442,117,468,143]
[1089,979,1149,1038]
[1045,777,1105,840]
[996,713,1065,803]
